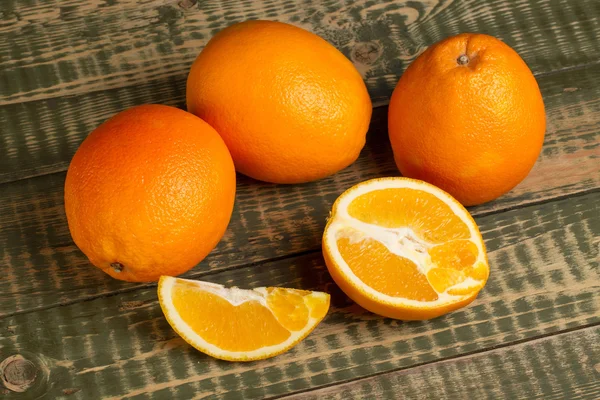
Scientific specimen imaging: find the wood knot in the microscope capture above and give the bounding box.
[178,0,197,10]
[118,300,146,311]
[351,41,382,66]
[1,355,38,393]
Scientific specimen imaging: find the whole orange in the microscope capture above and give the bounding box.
[388,33,546,206]
[186,20,372,184]
[64,105,236,282]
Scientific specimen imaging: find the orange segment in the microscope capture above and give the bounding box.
[347,188,471,243]
[306,295,330,319]
[471,261,491,281]
[337,234,439,301]
[266,288,310,331]
[158,277,330,361]
[429,240,478,270]
[427,268,465,293]
[172,285,290,352]
[323,177,489,321]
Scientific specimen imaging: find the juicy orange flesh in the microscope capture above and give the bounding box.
[336,188,484,300]
[426,240,482,293]
[429,240,477,270]
[337,234,439,301]
[447,262,489,295]
[266,287,310,331]
[172,284,291,352]
[347,188,470,243]
[305,294,330,319]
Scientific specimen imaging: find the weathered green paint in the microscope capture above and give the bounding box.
[1,63,599,317]
[1,1,599,398]
[1,0,600,181]
[288,326,600,400]
[0,192,598,398]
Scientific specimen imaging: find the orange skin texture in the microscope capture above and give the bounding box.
[64,105,236,282]
[187,20,372,184]
[388,33,546,206]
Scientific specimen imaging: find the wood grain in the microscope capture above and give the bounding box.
[2,0,599,104]
[1,64,599,317]
[286,326,600,400]
[2,1,599,398]
[2,0,600,181]
[0,192,598,399]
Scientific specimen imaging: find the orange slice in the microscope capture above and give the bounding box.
[158,276,330,361]
[322,177,489,320]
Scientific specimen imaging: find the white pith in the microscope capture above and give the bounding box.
[158,277,329,360]
[324,178,487,308]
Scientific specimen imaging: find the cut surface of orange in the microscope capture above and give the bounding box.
[322,177,489,320]
[158,276,330,361]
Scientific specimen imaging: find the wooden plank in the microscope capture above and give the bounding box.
[2,0,599,105]
[285,326,600,400]
[1,64,599,316]
[0,192,598,399]
[2,0,600,181]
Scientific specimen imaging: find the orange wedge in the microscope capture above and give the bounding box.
[322,177,489,320]
[158,276,330,361]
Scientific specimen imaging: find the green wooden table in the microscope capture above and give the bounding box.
[1,0,599,398]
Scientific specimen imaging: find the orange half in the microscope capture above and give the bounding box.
[158,276,330,361]
[322,177,489,320]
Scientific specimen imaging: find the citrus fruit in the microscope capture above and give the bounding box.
[158,276,330,361]
[322,177,489,320]
[388,33,546,206]
[64,105,236,282]
[186,20,372,184]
